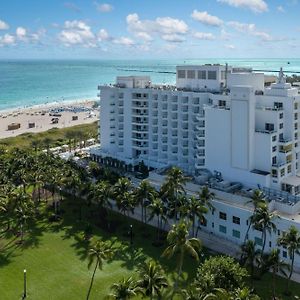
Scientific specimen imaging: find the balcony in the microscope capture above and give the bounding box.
[279,137,293,145]
[255,129,276,134]
[272,161,286,168]
[279,144,292,154]
[196,142,205,149]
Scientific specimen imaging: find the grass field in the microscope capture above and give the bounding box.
[0,121,98,149]
[1,196,300,299]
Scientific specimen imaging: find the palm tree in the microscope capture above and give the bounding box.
[108,277,143,300]
[113,178,134,217]
[14,192,34,243]
[186,196,208,237]
[162,220,202,293]
[197,186,215,211]
[86,239,114,300]
[244,191,267,242]
[136,260,168,299]
[262,249,288,300]
[240,240,260,281]
[204,287,260,300]
[148,198,166,242]
[249,190,267,209]
[133,180,156,224]
[160,167,187,222]
[251,205,277,256]
[277,225,300,294]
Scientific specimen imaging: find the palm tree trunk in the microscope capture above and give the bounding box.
[174,249,184,294]
[192,214,195,237]
[144,205,148,224]
[86,260,98,300]
[157,215,160,241]
[261,230,266,256]
[142,201,144,224]
[272,270,276,300]
[286,251,295,294]
[244,221,251,243]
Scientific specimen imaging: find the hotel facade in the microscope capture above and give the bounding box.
[91,64,300,269]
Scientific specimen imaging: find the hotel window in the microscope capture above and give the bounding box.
[279,123,284,129]
[255,237,263,246]
[198,70,206,79]
[212,222,214,228]
[187,70,196,79]
[265,123,274,131]
[219,100,226,107]
[269,241,272,247]
[272,135,277,142]
[296,143,298,148]
[283,251,287,258]
[272,169,277,177]
[295,113,298,120]
[280,168,285,177]
[274,102,283,109]
[177,70,186,79]
[295,133,298,140]
[277,230,281,236]
[279,113,283,119]
[272,146,277,152]
[232,230,240,239]
[208,71,217,80]
[288,165,292,173]
[219,212,227,220]
[279,133,284,141]
[296,162,299,170]
[295,102,298,110]
[232,216,240,225]
[219,225,227,234]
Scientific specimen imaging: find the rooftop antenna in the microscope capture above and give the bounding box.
[225,63,228,89]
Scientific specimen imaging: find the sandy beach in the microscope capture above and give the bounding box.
[0,100,99,139]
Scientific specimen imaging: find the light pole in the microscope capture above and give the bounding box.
[130,224,133,245]
[23,269,27,299]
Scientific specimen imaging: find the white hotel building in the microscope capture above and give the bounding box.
[91,64,300,269]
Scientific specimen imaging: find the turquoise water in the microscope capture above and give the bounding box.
[0,59,300,111]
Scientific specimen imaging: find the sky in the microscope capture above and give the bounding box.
[0,0,299,59]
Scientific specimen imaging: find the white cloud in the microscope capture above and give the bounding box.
[126,13,188,43]
[191,10,223,27]
[161,34,185,43]
[0,20,9,30]
[0,34,15,46]
[113,36,135,46]
[193,32,216,40]
[135,32,153,42]
[59,20,96,47]
[225,44,235,49]
[98,28,110,41]
[64,2,81,12]
[94,2,113,12]
[228,21,272,41]
[277,6,285,12]
[218,0,268,13]
[16,27,27,41]
[220,28,232,40]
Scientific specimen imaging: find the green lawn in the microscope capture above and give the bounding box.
[0,198,198,300]
[0,121,98,149]
[0,196,300,299]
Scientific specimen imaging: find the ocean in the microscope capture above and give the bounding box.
[0,58,300,111]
